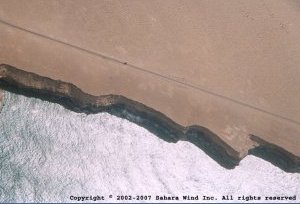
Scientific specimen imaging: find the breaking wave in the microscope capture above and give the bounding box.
[0,92,299,203]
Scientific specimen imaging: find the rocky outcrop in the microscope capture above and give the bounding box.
[0,64,299,172]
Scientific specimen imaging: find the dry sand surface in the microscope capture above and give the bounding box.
[0,0,300,158]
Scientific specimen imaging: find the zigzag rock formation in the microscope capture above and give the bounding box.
[0,64,299,172]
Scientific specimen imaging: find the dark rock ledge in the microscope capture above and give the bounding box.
[0,64,299,173]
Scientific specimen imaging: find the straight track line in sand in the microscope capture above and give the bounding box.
[0,19,299,126]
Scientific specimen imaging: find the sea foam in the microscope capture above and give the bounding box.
[0,92,299,203]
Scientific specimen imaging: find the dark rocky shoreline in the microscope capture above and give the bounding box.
[0,64,299,172]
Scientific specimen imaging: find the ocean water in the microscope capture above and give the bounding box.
[0,91,299,203]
